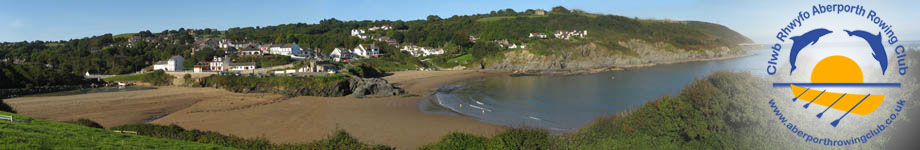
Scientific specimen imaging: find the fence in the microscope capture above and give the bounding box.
[113,130,138,134]
[0,115,12,122]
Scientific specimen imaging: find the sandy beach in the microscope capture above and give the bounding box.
[5,70,507,149]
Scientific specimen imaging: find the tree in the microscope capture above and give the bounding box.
[552,6,570,13]
[427,15,441,22]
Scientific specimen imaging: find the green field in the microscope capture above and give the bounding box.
[0,111,233,150]
[102,74,145,82]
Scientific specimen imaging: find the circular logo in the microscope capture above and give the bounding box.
[763,4,909,146]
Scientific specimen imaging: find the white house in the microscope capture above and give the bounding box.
[299,61,338,73]
[352,44,380,58]
[554,30,588,39]
[368,25,392,31]
[230,62,256,71]
[219,40,246,49]
[239,47,263,56]
[350,29,368,39]
[269,43,304,56]
[209,56,232,71]
[153,56,183,72]
[329,48,352,62]
[529,33,547,38]
[401,45,445,57]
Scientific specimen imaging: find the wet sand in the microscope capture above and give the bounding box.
[6,70,508,149]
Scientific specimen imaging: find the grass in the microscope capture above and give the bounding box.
[110,124,392,150]
[103,74,145,82]
[103,70,174,86]
[113,33,137,39]
[351,58,421,72]
[0,111,233,150]
[447,54,473,65]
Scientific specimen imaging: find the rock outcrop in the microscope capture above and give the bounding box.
[349,77,406,98]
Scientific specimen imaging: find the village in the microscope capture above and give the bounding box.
[144,23,587,78]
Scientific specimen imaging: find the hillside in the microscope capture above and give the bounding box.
[0,6,753,75]
[0,111,233,149]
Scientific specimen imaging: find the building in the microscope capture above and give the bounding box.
[367,25,392,31]
[230,62,257,71]
[299,61,338,73]
[400,45,445,57]
[529,33,547,38]
[329,48,352,62]
[153,56,183,72]
[350,29,368,39]
[554,30,588,39]
[193,63,209,73]
[209,56,232,71]
[352,44,380,58]
[268,43,305,56]
[535,9,546,16]
[374,36,398,46]
[239,47,263,56]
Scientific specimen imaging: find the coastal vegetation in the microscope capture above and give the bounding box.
[0,6,751,77]
[0,111,233,150]
[0,62,96,89]
[104,70,175,86]
[231,54,294,68]
[0,99,13,113]
[197,74,352,97]
[64,118,104,129]
[110,124,393,150]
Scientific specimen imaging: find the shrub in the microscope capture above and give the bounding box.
[488,129,552,150]
[421,129,552,150]
[198,74,351,97]
[104,70,175,86]
[142,70,175,86]
[66,118,104,129]
[0,98,15,113]
[111,124,393,150]
[420,132,489,150]
[347,64,387,78]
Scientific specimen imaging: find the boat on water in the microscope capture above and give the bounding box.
[790,84,884,115]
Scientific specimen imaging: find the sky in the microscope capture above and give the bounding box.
[1,0,918,43]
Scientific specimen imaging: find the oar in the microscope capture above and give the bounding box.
[831,94,871,127]
[817,93,846,118]
[803,90,826,108]
[792,87,811,102]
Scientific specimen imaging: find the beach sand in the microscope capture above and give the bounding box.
[5,70,507,149]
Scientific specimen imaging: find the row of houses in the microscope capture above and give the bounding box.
[329,44,381,62]
[528,30,588,40]
[192,56,257,72]
[351,25,393,39]
[400,45,445,57]
[273,61,338,75]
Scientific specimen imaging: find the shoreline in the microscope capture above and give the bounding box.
[509,52,756,76]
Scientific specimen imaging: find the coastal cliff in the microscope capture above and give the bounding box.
[487,39,753,74]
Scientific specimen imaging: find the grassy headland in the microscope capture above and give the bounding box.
[0,111,233,150]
